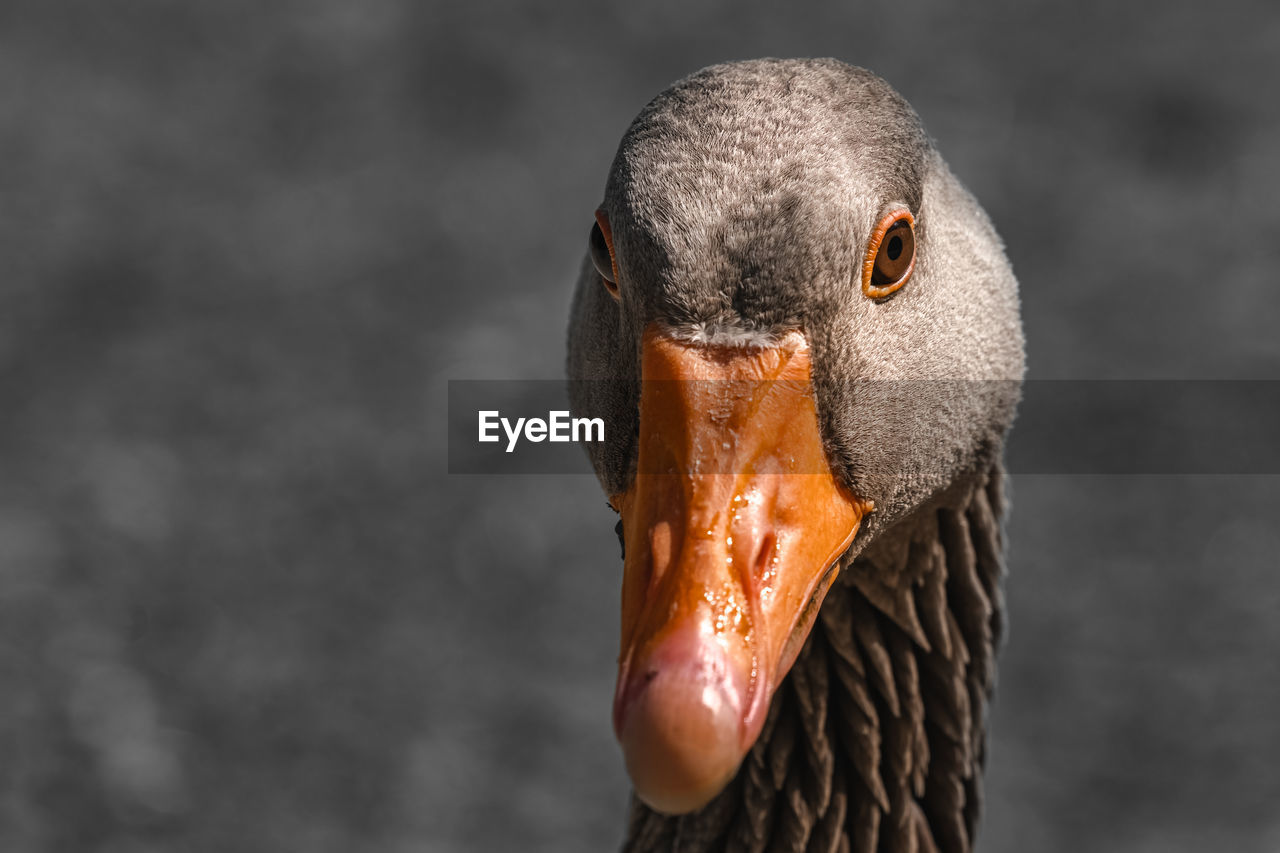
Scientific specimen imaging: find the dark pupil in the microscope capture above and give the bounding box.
[590,222,614,282]
[886,234,903,262]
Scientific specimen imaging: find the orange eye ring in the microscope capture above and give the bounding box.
[861,209,916,299]
[592,209,621,299]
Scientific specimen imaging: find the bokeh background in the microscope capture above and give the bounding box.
[3,2,1279,851]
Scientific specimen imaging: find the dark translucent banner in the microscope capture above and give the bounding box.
[447,380,1280,475]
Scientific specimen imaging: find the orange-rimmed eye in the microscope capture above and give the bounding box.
[591,210,620,299]
[861,210,916,299]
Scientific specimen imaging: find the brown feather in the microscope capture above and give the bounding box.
[769,771,816,853]
[728,746,778,853]
[845,784,881,853]
[849,597,901,717]
[914,541,952,661]
[805,767,848,853]
[790,636,835,815]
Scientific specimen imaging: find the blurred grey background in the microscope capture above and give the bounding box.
[2,2,1279,852]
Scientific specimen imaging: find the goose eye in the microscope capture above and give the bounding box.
[862,210,916,299]
[590,212,620,298]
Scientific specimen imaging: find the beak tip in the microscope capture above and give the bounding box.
[614,627,752,815]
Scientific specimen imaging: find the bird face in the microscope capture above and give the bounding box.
[567,59,1024,816]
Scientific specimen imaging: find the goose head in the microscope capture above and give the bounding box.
[567,58,1024,816]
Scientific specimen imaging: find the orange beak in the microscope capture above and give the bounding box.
[611,327,871,814]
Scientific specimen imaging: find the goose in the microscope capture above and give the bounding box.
[567,58,1025,853]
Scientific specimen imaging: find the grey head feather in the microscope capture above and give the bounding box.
[567,57,1024,553]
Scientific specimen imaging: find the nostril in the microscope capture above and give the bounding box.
[751,531,777,576]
